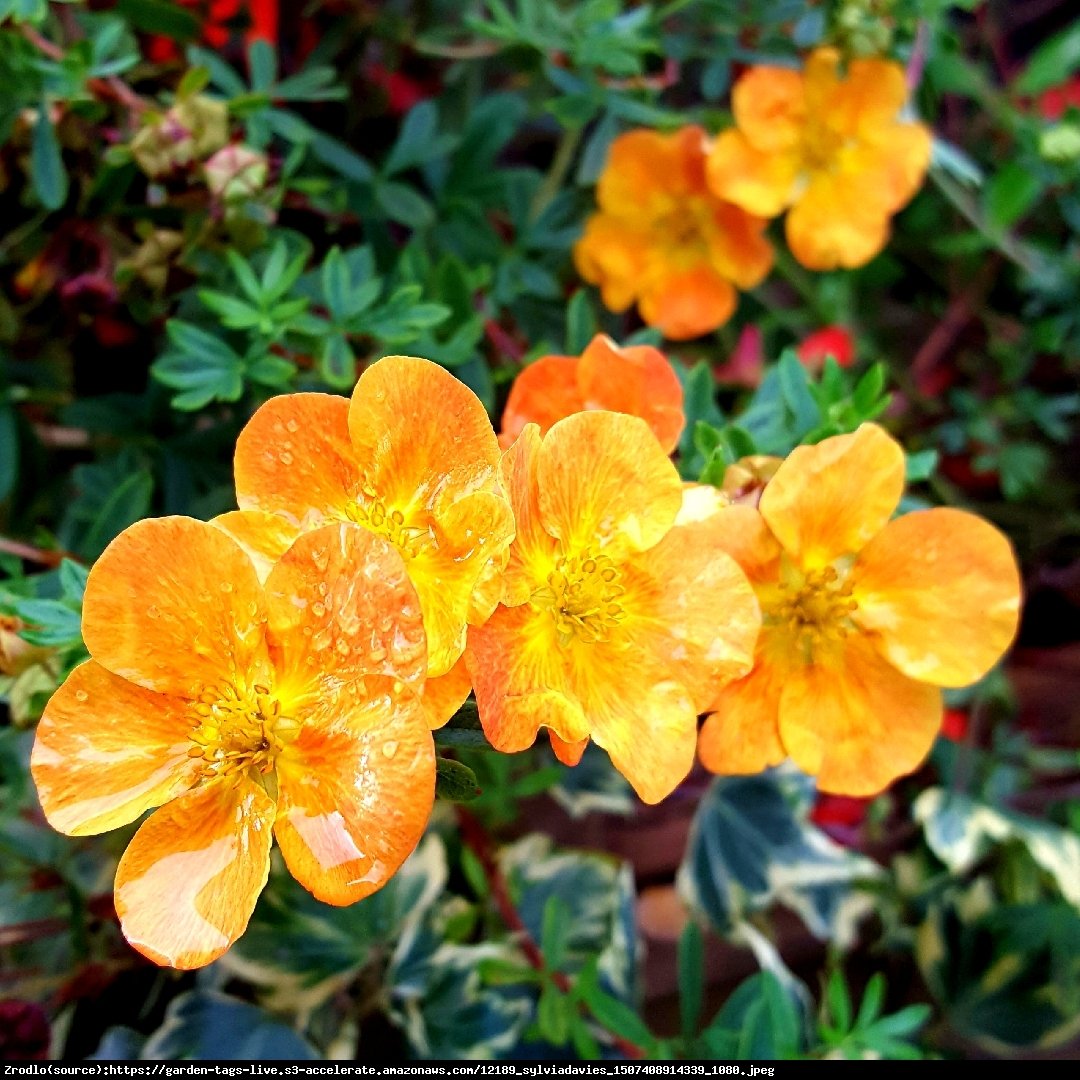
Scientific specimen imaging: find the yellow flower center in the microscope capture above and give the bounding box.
[657,199,714,262]
[535,552,626,646]
[347,496,431,559]
[767,563,859,651]
[187,683,299,780]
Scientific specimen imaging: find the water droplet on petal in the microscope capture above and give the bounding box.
[278,451,294,465]
[382,741,398,759]
[146,605,160,620]
[74,689,88,702]
[285,418,299,433]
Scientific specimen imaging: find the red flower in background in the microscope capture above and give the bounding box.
[0,1001,49,1060]
[1037,74,1080,120]
[810,794,870,832]
[940,708,970,742]
[797,325,855,371]
[146,0,276,62]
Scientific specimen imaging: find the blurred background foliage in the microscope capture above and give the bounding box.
[1,0,1079,1062]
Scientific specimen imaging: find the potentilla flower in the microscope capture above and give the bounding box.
[228,355,515,727]
[696,424,1021,795]
[466,412,761,804]
[499,333,685,452]
[31,518,434,969]
[706,48,932,271]
[573,127,774,340]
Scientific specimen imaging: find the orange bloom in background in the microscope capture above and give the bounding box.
[228,356,515,727]
[797,325,855,370]
[573,126,774,340]
[707,49,932,270]
[499,333,685,453]
[697,423,1022,795]
[466,411,761,804]
[31,518,435,968]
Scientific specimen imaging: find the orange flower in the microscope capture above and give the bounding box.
[499,334,685,452]
[573,127,774,340]
[706,49,932,270]
[31,518,434,968]
[228,355,515,726]
[465,412,760,804]
[697,424,1022,795]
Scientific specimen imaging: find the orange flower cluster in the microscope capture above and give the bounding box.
[575,50,931,335]
[32,360,1021,968]
[707,48,932,271]
[573,127,774,340]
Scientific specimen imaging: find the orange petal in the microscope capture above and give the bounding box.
[589,677,698,805]
[841,123,932,214]
[759,424,905,569]
[852,508,1022,688]
[577,335,685,454]
[347,355,501,515]
[638,262,737,340]
[704,201,776,290]
[572,215,651,314]
[829,55,910,138]
[83,517,270,698]
[499,355,583,448]
[31,660,197,836]
[234,392,358,528]
[263,523,427,705]
[549,730,588,766]
[597,126,710,218]
[732,65,806,152]
[274,679,434,905]
[706,130,800,217]
[211,510,301,583]
[683,502,783,587]
[785,174,892,271]
[422,653,472,730]
[498,424,556,607]
[778,634,942,796]
[625,518,760,711]
[114,776,274,969]
[414,489,517,678]
[466,606,591,752]
[698,640,787,776]
[538,411,683,557]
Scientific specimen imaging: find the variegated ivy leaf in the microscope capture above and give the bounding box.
[550,743,635,819]
[913,788,1080,908]
[219,834,448,1018]
[676,768,883,948]
[387,926,533,1059]
[499,834,638,1001]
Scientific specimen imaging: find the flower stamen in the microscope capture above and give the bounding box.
[534,551,626,646]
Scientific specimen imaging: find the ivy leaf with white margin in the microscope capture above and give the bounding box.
[913,788,1080,908]
[220,834,448,1019]
[677,767,884,948]
[499,834,638,1001]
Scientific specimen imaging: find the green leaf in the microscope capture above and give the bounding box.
[114,0,200,40]
[826,968,854,1034]
[58,559,88,604]
[375,180,435,229]
[435,756,481,802]
[308,132,374,183]
[31,106,67,210]
[1013,21,1080,95]
[540,896,571,973]
[577,962,653,1050]
[678,920,704,1039]
[676,770,883,945]
[984,162,1043,233]
[138,991,316,1060]
[537,983,572,1046]
[247,39,277,93]
[0,404,18,502]
[384,100,458,174]
[905,449,939,483]
[321,246,351,323]
[778,350,821,435]
[565,289,597,354]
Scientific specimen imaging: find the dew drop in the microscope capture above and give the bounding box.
[285,418,299,433]
[336,639,350,656]
[75,689,89,702]
[220,581,234,594]
[312,602,326,618]
[278,451,294,465]
[146,605,160,620]
[382,741,398,759]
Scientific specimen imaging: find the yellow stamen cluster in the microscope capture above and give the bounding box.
[187,683,299,780]
[536,552,626,646]
[347,496,431,559]
[768,563,859,651]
